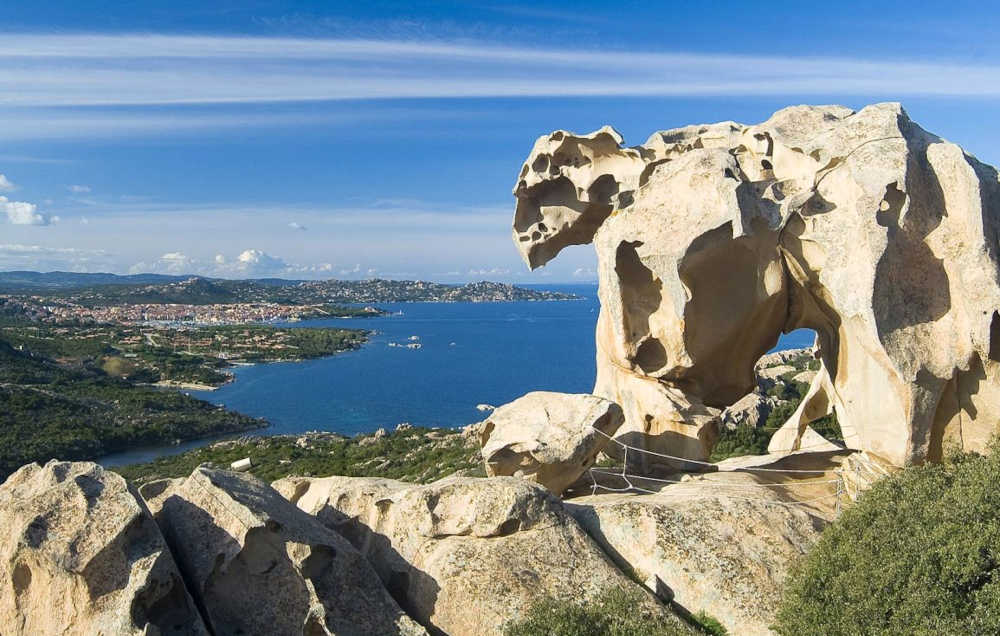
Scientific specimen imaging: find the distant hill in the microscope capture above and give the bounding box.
[0,271,579,304]
[0,271,189,290]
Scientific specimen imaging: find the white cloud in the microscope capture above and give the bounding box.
[288,221,307,231]
[0,243,113,271]
[572,267,597,279]
[2,195,49,225]
[0,174,17,192]
[67,184,91,193]
[0,34,996,114]
[234,248,288,275]
[130,251,197,274]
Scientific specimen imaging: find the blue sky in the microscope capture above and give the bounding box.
[1,1,999,281]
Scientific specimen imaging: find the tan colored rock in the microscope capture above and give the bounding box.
[792,370,817,385]
[837,451,897,501]
[0,461,208,636]
[755,347,814,370]
[757,364,796,382]
[755,364,796,393]
[719,392,774,431]
[150,467,425,636]
[274,475,688,636]
[567,473,829,636]
[478,391,624,495]
[513,102,1000,468]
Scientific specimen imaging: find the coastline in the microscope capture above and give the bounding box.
[152,379,223,392]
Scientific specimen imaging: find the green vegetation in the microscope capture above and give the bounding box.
[114,426,484,484]
[710,363,842,462]
[710,422,774,461]
[0,323,367,387]
[691,611,728,635]
[774,443,1000,635]
[0,340,265,480]
[305,304,385,318]
[502,587,691,636]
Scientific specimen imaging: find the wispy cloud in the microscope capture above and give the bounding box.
[67,184,91,193]
[0,174,16,192]
[0,33,998,111]
[0,243,112,271]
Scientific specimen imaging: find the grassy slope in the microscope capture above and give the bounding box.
[114,426,484,484]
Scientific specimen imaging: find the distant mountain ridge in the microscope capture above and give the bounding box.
[0,271,578,304]
[0,271,190,289]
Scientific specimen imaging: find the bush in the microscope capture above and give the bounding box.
[774,445,1000,635]
[692,611,728,635]
[503,587,690,636]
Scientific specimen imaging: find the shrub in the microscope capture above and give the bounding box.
[502,587,690,636]
[774,445,1000,635]
[692,611,728,635]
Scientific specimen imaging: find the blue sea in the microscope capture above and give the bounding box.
[99,284,814,466]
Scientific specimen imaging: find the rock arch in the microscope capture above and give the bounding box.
[512,103,1000,468]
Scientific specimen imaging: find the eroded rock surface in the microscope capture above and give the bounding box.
[513,103,1000,467]
[274,475,687,636]
[478,391,624,495]
[150,467,425,636]
[0,461,208,635]
[719,392,775,431]
[567,471,830,636]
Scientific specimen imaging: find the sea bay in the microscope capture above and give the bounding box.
[99,283,814,466]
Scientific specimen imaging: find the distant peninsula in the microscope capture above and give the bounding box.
[0,271,580,304]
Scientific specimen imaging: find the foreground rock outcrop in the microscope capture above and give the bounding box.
[274,475,689,635]
[149,467,425,635]
[0,461,208,635]
[513,102,1000,467]
[478,391,624,495]
[567,471,830,636]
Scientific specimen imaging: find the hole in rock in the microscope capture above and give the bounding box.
[711,329,844,461]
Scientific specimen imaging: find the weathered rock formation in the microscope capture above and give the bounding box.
[566,473,827,636]
[478,391,624,495]
[719,392,775,431]
[149,467,425,635]
[0,461,208,635]
[273,475,688,636]
[513,103,1000,467]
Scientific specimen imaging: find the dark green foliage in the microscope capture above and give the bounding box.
[774,445,1000,635]
[114,426,484,484]
[692,611,728,635]
[1,323,367,387]
[711,368,842,462]
[810,412,842,442]
[502,587,690,636]
[709,423,772,461]
[0,340,264,480]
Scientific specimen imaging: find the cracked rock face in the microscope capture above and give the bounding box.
[513,102,1000,467]
[150,467,425,636]
[274,475,686,636]
[566,479,827,636]
[478,391,624,495]
[0,461,208,636]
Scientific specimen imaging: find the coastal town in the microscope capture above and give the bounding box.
[0,275,578,327]
[1,296,382,325]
